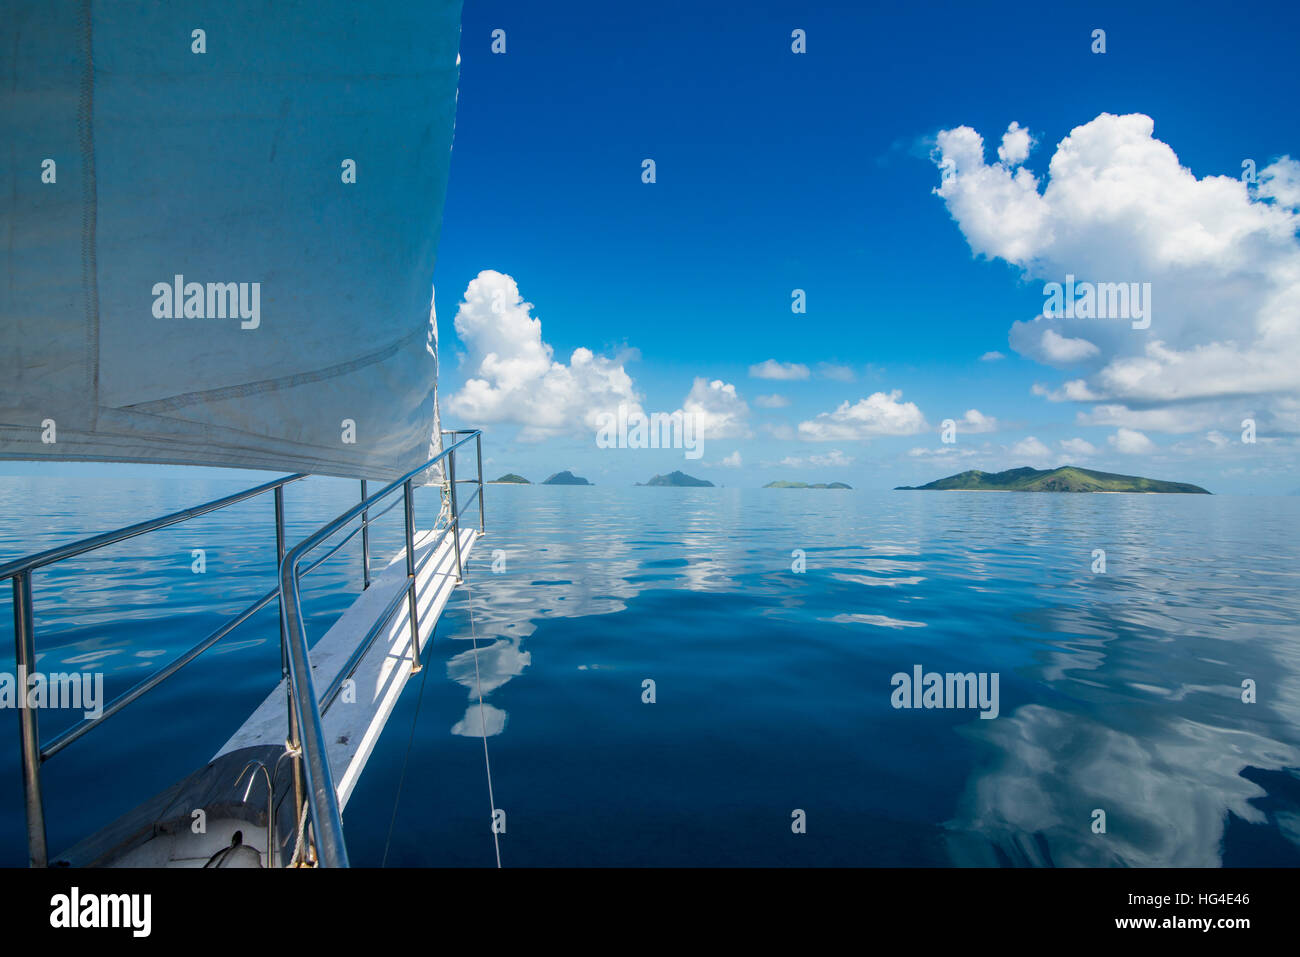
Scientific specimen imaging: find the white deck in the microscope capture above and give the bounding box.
[217,523,476,810]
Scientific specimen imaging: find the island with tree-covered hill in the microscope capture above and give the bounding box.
[895,466,1210,494]
[637,470,714,487]
[763,480,853,489]
[491,473,530,484]
[541,470,592,486]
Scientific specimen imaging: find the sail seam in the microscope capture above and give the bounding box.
[121,326,424,414]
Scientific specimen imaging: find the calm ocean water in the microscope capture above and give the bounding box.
[1,478,1298,867]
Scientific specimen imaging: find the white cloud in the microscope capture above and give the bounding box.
[749,359,810,381]
[932,123,1050,263]
[956,408,1000,433]
[1258,156,1300,209]
[1033,379,1100,402]
[1108,427,1156,454]
[754,393,790,408]
[797,390,928,441]
[932,113,1300,433]
[997,121,1034,166]
[1058,437,1097,457]
[817,362,856,382]
[1009,436,1053,463]
[1039,328,1100,363]
[718,450,743,468]
[678,378,750,439]
[1077,403,1219,434]
[778,449,854,469]
[1205,431,1231,449]
[980,350,1006,361]
[446,270,643,440]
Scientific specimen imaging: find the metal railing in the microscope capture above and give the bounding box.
[1,429,484,868]
[278,429,483,867]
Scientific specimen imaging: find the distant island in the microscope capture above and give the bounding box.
[491,473,530,484]
[764,480,853,489]
[895,466,1210,494]
[637,470,714,487]
[541,470,592,486]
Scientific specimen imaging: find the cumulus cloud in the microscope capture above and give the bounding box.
[955,408,1000,433]
[797,390,928,441]
[932,113,1300,434]
[749,359,810,381]
[997,121,1034,166]
[718,450,743,468]
[980,350,1006,361]
[446,270,643,440]
[1009,436,1053,464]
[1033,379,1100,402]
[1077,403,1220,434]
[1257,156,1300,209]
[1058,437,1098,458]
[754,393,790,408]
[1108,427,1156,454]
[678,378,751,439]
[778,449,854,469]
[1038,328,1100,363]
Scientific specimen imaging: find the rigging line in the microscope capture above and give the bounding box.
[381,617,436,868]
[465,568,502,868]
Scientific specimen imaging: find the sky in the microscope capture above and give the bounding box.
[427,0,1300,494]
[6,0,1298,495]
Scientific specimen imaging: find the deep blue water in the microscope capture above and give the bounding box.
[2,479,1299,867]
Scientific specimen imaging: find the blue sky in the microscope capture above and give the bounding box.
[427,0,1300,493]
[9,1,1298,495]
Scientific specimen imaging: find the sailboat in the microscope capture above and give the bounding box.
[0,1,474,867]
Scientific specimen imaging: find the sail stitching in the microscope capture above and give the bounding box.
[119,326,424,414]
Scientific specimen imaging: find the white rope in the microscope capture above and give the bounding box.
[464,567,502,868]
[291,798,309,867]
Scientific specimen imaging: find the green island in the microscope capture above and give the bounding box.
[541,470,592,486]
[491,473,530,484]
[637,470,714,487]
[895,466,1210,494]
[763,480,853,489]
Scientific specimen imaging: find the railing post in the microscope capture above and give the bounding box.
[12,572,48,867]
[447,448,463,583]
[476,431,485,535]
[360,480,371,590]
[280,554,349,867]
[275,486,305,861]
[403,480,422,673]
[275,487,287,675]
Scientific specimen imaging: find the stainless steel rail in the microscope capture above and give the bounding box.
[3,429,486,868]
[2,472,305,868]
[278,430,484,867]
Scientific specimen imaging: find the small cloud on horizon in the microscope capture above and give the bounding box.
[749,359,810,381]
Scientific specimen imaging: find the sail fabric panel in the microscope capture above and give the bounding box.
[0,1,462,480]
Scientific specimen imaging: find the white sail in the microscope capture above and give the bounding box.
[0,1,462,480]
